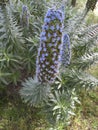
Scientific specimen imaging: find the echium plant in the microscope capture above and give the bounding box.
[20,8,64,106]
[36,8,64,84]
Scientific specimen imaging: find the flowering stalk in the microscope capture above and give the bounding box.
[36,8,64,83]
[21,5,29,27]
[86,0,97,11]
[61,34,71,67]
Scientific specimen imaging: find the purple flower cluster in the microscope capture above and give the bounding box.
[21,5,29,27]
[61,34,71,66]
[36,9,64,83]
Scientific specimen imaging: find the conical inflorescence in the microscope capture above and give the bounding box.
[86,0,97,11]
[61,34,71,67]
[21,5,29,27]
[36,8,64,83]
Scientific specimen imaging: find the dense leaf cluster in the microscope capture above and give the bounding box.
[0,0,98,128]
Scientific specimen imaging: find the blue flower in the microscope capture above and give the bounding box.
[41,36,47,42]
[58,54,61,61]
[42,43,46,48]
[56,24,60,30]
[21,5,29,27]
[57,37,61,41]
[42,54,45,58]
[41,31,46,36]
[52,38,56,42]
[59,26,63,33]
[54,42,57,46]
[43,48,47,52]
[42,64,45,68]
[53,33,57,37]
[63,34,70,42]
[45,53,48,56]
[40,57,45,61]
[22,5,28,13]
[36,59,38,64]
[59,5,65,13]
[56,10,64,22]
[45,61,49,65]
[46,9,52,17]
[56,12,61,19]
[50,26,55,31]
[53,52,57,56]
[50,78,55,82]
[36,67,40,73]
[48,43,53,47]
[50,65,55,69]
[44,17,51,23]
[52,48,56,51]
[42,24,49,30]
[58,44,62,49]
[48,33,51,38]
[37,53,40,57]
[51,15,55,20]
[54,61,58,64]
[52,57,55,61]
[40,57,43,61]
[53,68,58,73]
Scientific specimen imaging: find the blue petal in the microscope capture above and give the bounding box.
[53,33,57,37]
[44,17,51,23]
[48,33,51,38]
[41,36,47,42]
[52,38,56,42]
[56,24,60,30]
[22,5,28,13]
[50,26,55,31]
[45,62,49,65]
[48,43,53,47]
[45,53,48,56]
[43,48,47,52]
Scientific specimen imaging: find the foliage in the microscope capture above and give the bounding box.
[0,0,98,129]
[0,5,24,85]
[20,77,51,107]
[44,88,80,127]
[0,0,46,85]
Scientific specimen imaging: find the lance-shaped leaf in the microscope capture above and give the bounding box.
[20,77,51,107]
